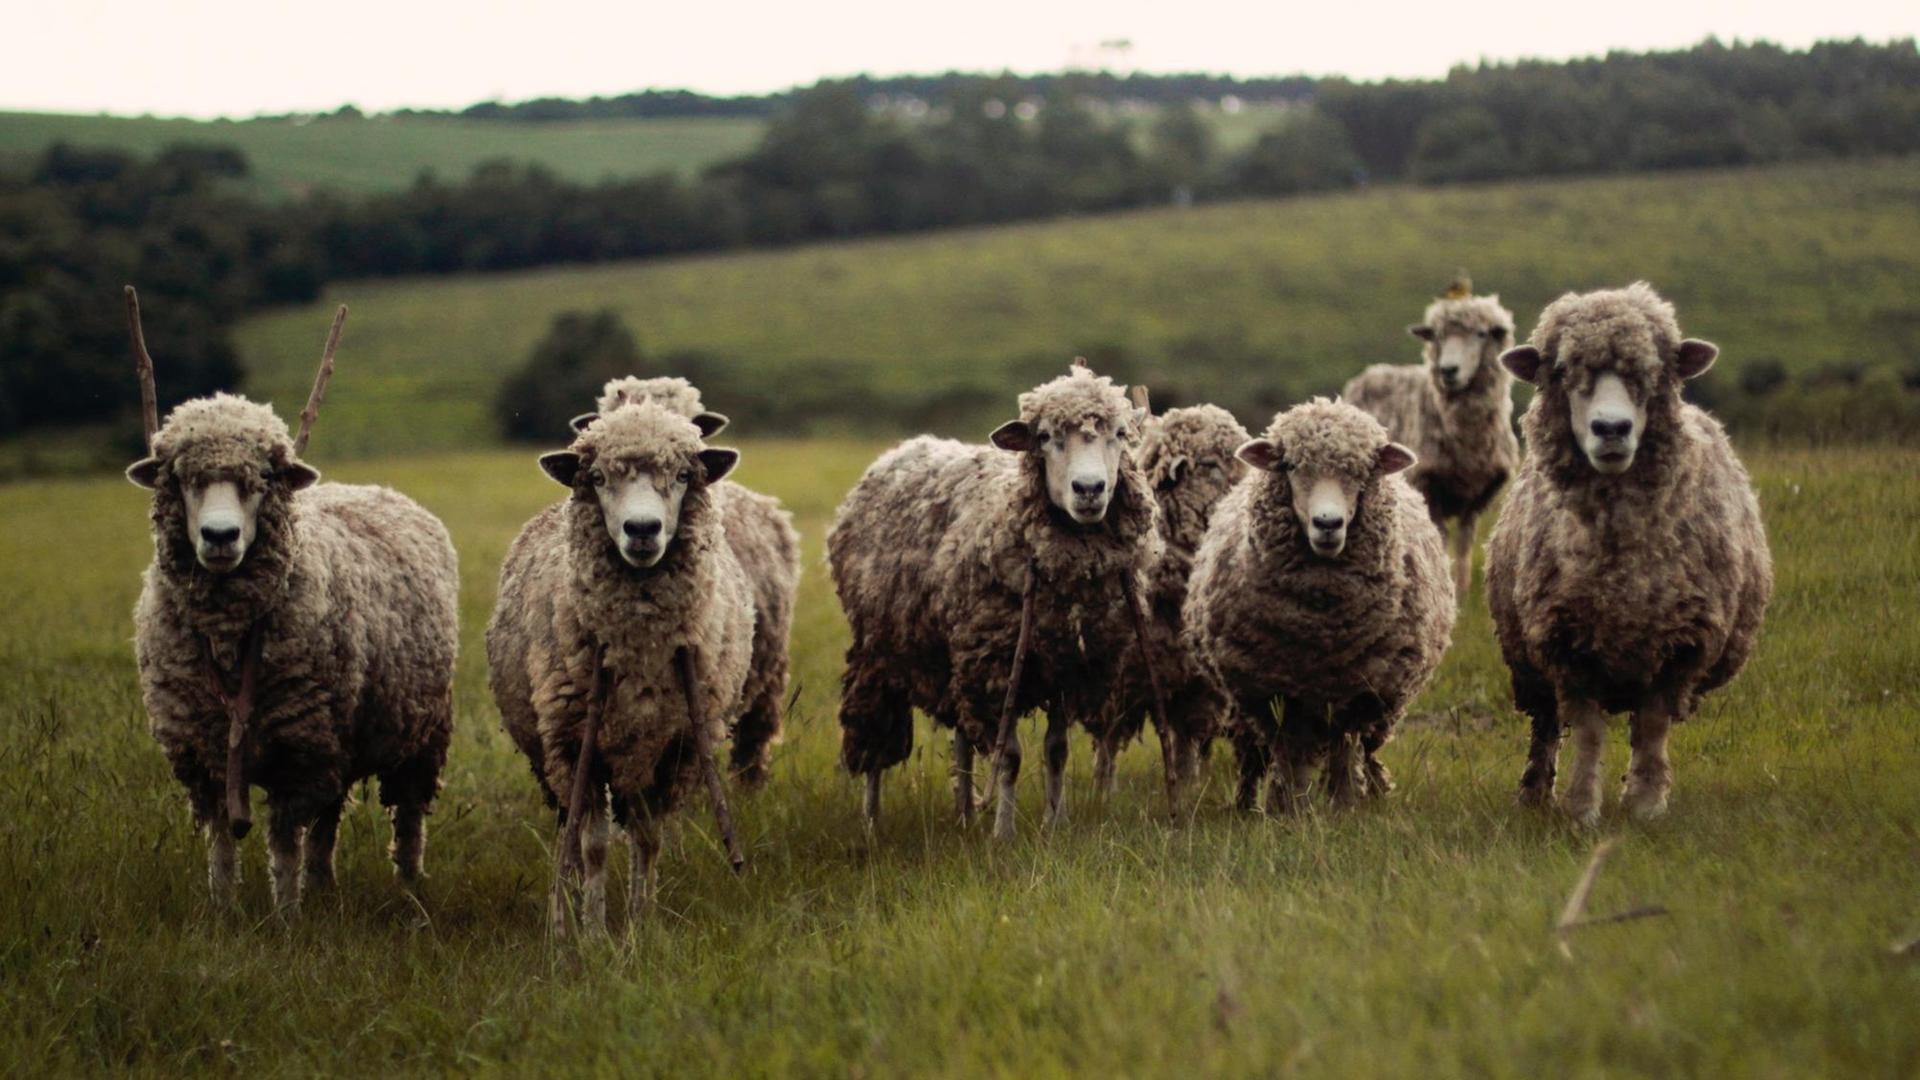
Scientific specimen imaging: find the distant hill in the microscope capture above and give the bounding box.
[226,158,1920,458]
[0,111,766,196]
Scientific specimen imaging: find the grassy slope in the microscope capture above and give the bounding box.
[1,441,1915,1075]
[0,111,765,194]
[230,157,1920,456]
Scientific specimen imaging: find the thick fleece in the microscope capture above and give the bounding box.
[589,376,800,785]
[1185,399,1454,808]
[1103,405,1251,763]
[828,366,1159,797]
[133,394,458,900]
[488,403,753,824]
[1485,283,1771,817]
[1344,293,1519,592]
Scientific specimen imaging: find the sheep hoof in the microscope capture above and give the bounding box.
[1560,797,1603,829]
[1622,784,1670,821]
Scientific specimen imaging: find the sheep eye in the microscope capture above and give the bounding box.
[259,466,274,482]
[676,469,693,485]
[588,468,606,487]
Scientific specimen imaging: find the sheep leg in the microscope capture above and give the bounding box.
[1042,708,1070,830]
[680,647,746,872]
[267,810,305,912]
[1122,573,1181,820]
[1231,698,1276,813]
[302,797,344,894]
[1450,515,1477,599]
[1266,698,1323,815]
[1359,727,1394,798]
[863,771,882,830]
[1090,734,1118,799]
[206,809,239,908]
[626,811,662,926]
[1559,697,1609,828]
[547,819,575,940]
[991,565,1039,842]
[1622,708,1674,820]
[578,795,611,936]
[1517,695,1562,807]
[1324,734,1362,808]
[952,728,976,825]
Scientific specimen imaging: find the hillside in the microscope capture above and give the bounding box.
[0,111,765,195]
[227,157,1920,457]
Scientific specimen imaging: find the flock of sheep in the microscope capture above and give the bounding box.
[120,277,1772,930]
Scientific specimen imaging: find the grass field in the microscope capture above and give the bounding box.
[226,157,1920,457]
[0,110,766,195]
[1,439,1916,1075]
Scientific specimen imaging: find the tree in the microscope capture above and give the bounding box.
[494,309,644,441]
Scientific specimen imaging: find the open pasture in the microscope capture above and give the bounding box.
[1,439,1915,1075]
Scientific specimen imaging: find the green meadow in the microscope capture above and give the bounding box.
[0,110,765,195]
[227,157,1920,456]
[1,439,1916,1075]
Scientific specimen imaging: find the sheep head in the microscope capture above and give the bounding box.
[990,358,1146,526]
[1408,292,1514,396]
[571,375,729,438]
[541,401,737,569]
[126,394,318,575]
[1237,398,1414,559]
[1501,282,1717,476]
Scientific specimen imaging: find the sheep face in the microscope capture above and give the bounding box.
[1501,283,1719,477]
[1411,296,1513,395]
[991,361,1143,526]
[540,403,738,570]
[1238,399,1415,559]
[125,395,319,574]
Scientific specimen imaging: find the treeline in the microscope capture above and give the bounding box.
[3,38,1917,438]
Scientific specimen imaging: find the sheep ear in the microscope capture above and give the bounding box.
[1675,339,1718,380]
[1235,438,1284,472]
[1164,456,1191,485]
[1500,345,1544,385]
[126,457,164,489]
[539,450,582,487]
[1377,443,1417,475]
[990,420,1037,452]
[283,461,322,491]
[1408,324,1436,342]
[698,447,739,483]
[692,411,730,439]
[569,412,599,434]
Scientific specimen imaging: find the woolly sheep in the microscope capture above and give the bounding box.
[1343,281,1519,598]
[1486,283,1772,826]
[487,402,753,934]
[828,360,1165,839]
[128,394,458,908]
[574,376,801,786]
[1185,398,1454,812]
[1100,401,1250,795]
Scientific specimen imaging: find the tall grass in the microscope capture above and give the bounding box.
[2,441,1915,1075]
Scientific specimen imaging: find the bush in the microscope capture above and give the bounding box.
[494,310,645,442]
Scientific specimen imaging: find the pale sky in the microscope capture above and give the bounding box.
[8,0,1916,119]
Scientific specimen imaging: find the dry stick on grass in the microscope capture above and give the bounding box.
[1562,905,1670,930]
[123,286,159,450]
[682,647,746,873]
[1122,572,1180,820]
[992,563,1041,814]
[1556,839,1617,934]
[293,305,349,458]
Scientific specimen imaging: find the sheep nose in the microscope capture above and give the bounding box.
[1590,417,1633,440]
[1438,366,1460,378]
[200,524,240,545]
[623,518,662,540]
[1311,514,1345,532]
[1071,478,1106,498]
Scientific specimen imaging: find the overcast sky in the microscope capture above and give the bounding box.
[8,0,1916,118]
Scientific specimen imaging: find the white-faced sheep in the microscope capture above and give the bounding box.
[1099,399,1250,796]
[1343,279,1518,598]
[829,360,1171,839]
[1486,283,1772,826]
[573,376,801,787]
[487,401,753,934]
[126,297,458,909]
[1185,398,1455,812]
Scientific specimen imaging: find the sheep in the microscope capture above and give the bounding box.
[124,295,458,910]
[572,376,801,786]
[1098,397,1251,797]
[487,401,754,934]
[828,359,1173,839]
[1486,283,1772,826]
[1185,398,1455,813]
[1343,277,1518,598]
